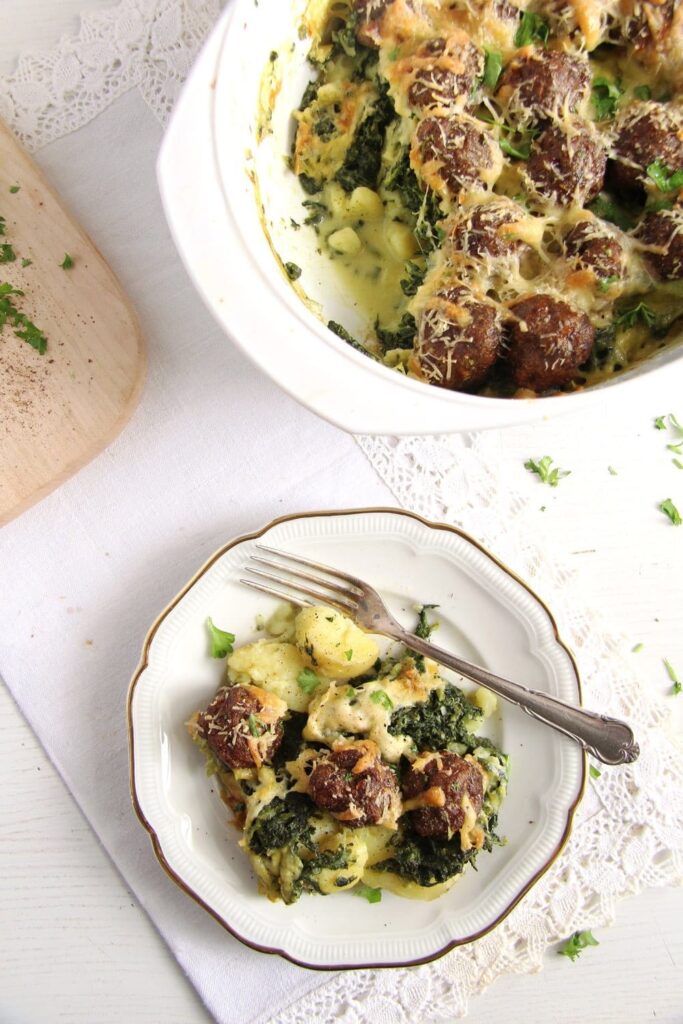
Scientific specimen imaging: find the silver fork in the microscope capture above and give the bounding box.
[241,543,639,766]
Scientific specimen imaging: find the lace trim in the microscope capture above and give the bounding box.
[4,5,680,1021]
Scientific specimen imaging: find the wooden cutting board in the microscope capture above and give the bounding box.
[0,118,144,526]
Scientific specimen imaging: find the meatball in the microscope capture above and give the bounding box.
[402,752,485,840]
[611,102,683,195]
[564,220,626,281]
[407,35,484,113]
[496,50,591,122]
[412,114,503,199]
[449,198,531,260]
[196,685,286,769]
[506,294,595,390]
[636,206,683,280]
[307,741,400,828]
[354,0,392,46]
[625,0,676,52]
[413,285,502,389]
[526,124,606,206]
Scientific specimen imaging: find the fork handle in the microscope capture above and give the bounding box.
[397,630,639,766]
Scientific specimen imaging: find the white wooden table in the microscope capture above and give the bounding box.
[1,4,682,1023]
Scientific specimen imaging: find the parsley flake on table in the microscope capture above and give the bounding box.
[297,668,321,694]
[632,642,644,653]
[9,184,20,193]
[659,498,682,525]
[525,456,571,487]
[559,930,599,961]
[21,257,32,268]
[0,281,47,354]
[0,243,16,262]
[664,659,681,695]
[356,884,382,903]
[654,415,667,430]
[206,617,235,658]
[589,765,601,779]
[60,252,74,269]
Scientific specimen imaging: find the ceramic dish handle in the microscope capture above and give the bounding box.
[399,631,640,766]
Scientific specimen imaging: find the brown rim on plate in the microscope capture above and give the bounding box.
[127,506,587,971]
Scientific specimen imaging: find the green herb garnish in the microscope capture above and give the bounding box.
[646,160,683,193]
[655,415,667,430]
[0,243,16,263]
[500,137,531,160]
[21,257,31,268]
[0,281,47,354]
[598,275,619,293]
[632,642,644,653]
[613,302,657,331]
[664,659,681,695]
[60,253,74,269]
[297,668,322,694]
[525,456,571,487]
[660,498,681,525]
[370,689,394,711]
[483,49,503,90]
[284,261,302,281]
[559,930,599,961]
[608,465,618,475]
[589,765,601,779]
[591,76,622,120]
[9,184,20,193]
[587,194,636,231]
[345,649,353,661]
[356,884,382,903]
[633,84,651,100]
[514,11,549,46]
[206,617,235,658]
[248,714,263,737]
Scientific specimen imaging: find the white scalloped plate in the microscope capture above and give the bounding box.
[128,509,585,969]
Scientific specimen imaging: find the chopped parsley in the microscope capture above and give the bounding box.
[356,884,382,903]
[598,275,619,293]
[588,194,636,232]
[559,930,599,961]
[514,11,549,47]
[633,84,651,100]
[655,415,667,430]
[21,257,32,268]
[370,689,393,711]
[500,137,531,161]
[247,714,263,737]
[344,649,353,661]
[60,253,74,269]
[608,465,618,476]
[589,765,601,779]
[206,617,235,658]
[297,668,322,694]
[664,659,681,695]
[0,243,16,262]
[9,184,20,193]
[613,301,657,331]
[483,49,503,90]
[591,77,622,120]
[646,160,683,193]
[346,686,357,700]
[525,455,571,487]
[284,261,302,281]
[632,643,644,653]
[0,282,47,354]
[659,498,681,525]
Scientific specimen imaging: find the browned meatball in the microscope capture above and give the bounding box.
[506,294,595,390]
[449,198,531,260]
[624,0,676,52]
[402,752,485,840]
[526,124,606,206]
[636,206,683,280]
[564,220,626,281]
[197,685,285,770]
[354,0,392,45]
[412,114,503,199]
[307,741,400,827]
[413,285,502,389]
[497,50,591,122]
[611,103,683,195]
[407,36,484,113]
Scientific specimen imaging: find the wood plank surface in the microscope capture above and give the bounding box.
[0,118,144,525]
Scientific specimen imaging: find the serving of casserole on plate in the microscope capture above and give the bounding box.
[128,509,585,968]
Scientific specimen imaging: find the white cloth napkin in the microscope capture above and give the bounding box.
[0,95,394,1024]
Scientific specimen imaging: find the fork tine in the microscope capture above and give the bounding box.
[249,554,361,602]
[239,577,314,608]
[243,565,358,615]
[255,543,365,593]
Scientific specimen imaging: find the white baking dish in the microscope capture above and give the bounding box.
[157,0,683,435]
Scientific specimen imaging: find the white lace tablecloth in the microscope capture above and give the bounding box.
[0,3,682,1024]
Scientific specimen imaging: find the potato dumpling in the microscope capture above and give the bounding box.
[227,640,310,712]
[310,829,368,894]
[294,605,379,679]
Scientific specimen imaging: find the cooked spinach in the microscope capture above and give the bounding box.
[400,260,426,297]
[374,312,417,350]
[375,828,479,886]
[335,88,396,193]
[384,147,443,251]
[299,173,324,195]
[331,10,359,57]
[313,115,337,140]
[299,80,319,111]
[388,684,483,750]
[272,713,308,770]
[246,792,314,855]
